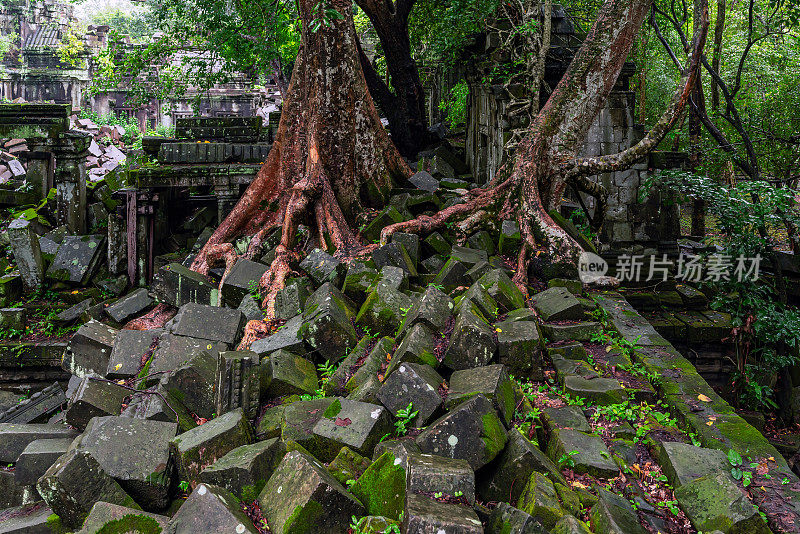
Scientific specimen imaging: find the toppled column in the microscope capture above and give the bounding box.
[7,218,44,291]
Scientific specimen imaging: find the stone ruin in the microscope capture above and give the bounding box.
[0,5,799,534]
[0,0,280,131]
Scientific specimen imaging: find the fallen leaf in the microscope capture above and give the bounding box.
[334,417,352,427]
[698,394,711,402]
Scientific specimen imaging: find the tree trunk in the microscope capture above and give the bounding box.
[381,0,708,290]
[356,0,433,158]
[191,0,410,319]
[710,0,725,111]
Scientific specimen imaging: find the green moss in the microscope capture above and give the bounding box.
[240,479,266,503]
[96,515,162,534]
[323,398,342,419]
[350,452,405,520]
[46,513,67,534]
[283,500,324,534]
[481,412,507,462]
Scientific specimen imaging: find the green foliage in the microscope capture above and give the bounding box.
[91,0,300,110]
[394,402,418,436]
[57,23,87,68]
[92,9,156,42]
[558,450,579,468]
[647,170,800,410]
[438,81,469,128]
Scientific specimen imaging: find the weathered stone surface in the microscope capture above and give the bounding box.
[120,382,197,433]
[674,472,769,534]
[56,299,92,325]
[250,315,305,356]
[146,333,227,377]
[280,398,335,447]
[167,483,258,533]
[377,362,443,427]
[63,320,119,378]
[496,320,543,379]
[77,501,169,534]
[386,323,437,376]
[258,450,365,534]
[265,350,318,397]
[446,364,515,427]
[478,428,566,504]
[363,205,407,242]
[498,220,521,255]
[0,502,56,533]
[409,170,439,192]
[654,441,730,488]
[14,437,72,486]
[106,329,159,379]
[199,438,286,500]
[349,450,406,520]
[160,349,218,419]
[354,515,402,533]
[311,398,391,461]
[46,234,105,285]
[301,283,359,361]
[403,493,483,533]
[563,376,628,406]
[541,322,603,342]
[170,302,246,345]
[7,218,44,291]
[423,232,451,256]
[442,308,497,371]
[170,408,253,484]
[104,288,154,324]
[327,446,371,486]
[398,285,454,335]
[300,248,346,286]
[65,377,129,431]
[0,382,66,424]
[221,259,270,306]
[546,428,618,478]
[215,350,264,419]
[416,394,506,470]
[488,502,546,534]
[372,242,417,276]
[517,472,567,529]
[476,269,525,311]
[552,516,593,534]
[541,405,591,434]
[36,449,139,528]
[356,282,414,337]
[533,287,583,322]
[407,452,475,505]
[151,263,220,308]
[238,294,265,322]
[456,282,499,322]
[432,257,469,292]
[0,423,79,464]
[392,232,420,266]
[590,488,648,534]
[275,277,312,320]
[73,416,177,510]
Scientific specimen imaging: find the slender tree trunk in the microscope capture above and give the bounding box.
[711,0,725,110]
[191,0,410,321]
[690,80,706,237]
[356,0,433,158]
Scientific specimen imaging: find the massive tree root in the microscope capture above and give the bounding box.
[189,0,410,336]
[381,0,709,296]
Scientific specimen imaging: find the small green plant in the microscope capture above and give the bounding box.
[659,500,681,517]
[558,450,579,468]
[178,480,190,493]
[394,402,419,436]
[248,279,260,300]
[318,360,337,382]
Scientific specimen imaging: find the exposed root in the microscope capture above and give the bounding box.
[124,303,177,331]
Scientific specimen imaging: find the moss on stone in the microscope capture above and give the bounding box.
[283,500,324,534]
[481,412,507,462]
[96,515,162,534]
[349,452,405,520]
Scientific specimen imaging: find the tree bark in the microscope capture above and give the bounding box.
[355,0,434,158]
[710,0,725,110]
[382,0,708,290]
[191,0,411,321]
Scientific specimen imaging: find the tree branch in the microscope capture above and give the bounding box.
[568,0,709,178]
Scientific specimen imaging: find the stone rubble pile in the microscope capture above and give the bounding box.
[0,142,796,534]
